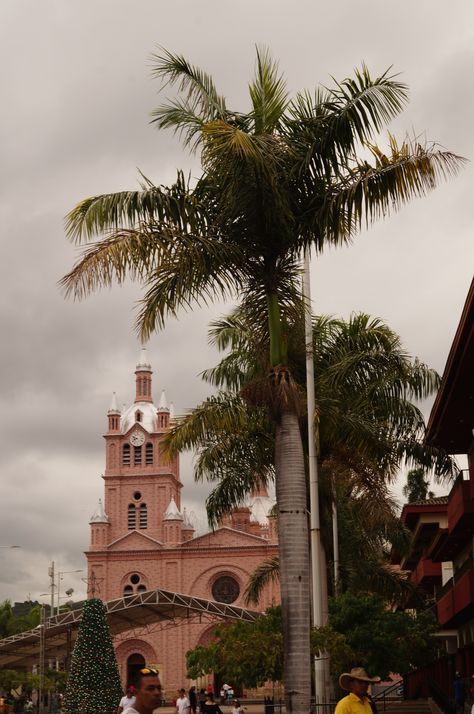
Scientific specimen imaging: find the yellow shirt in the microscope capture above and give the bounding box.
[334,693,373,714]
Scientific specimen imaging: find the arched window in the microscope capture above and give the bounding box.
[137,584,147,593]
[139,503,147,529]
[135,410,142,423]
[122,443,130,466]
[123,584,133,597]
[134,446,142,465]
[145,442,153,465]
[128,504,136,529]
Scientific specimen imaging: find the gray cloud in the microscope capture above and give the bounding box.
[1,0,472,604]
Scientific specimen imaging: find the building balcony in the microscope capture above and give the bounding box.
[447,471,474,536]
[437,564,474,626]
[410,557,442,586]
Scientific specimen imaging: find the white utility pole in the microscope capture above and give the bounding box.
[303,251,326,702]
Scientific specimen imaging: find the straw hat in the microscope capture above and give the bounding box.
[339,667,381,690]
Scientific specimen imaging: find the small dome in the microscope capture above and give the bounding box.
[121,401,157,434]
[90,499,109,524]
[163,496,183,521]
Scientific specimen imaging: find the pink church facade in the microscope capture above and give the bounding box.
[86,349,279,692]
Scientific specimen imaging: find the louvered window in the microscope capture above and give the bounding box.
[139,503,147,529]
[122,443,130,466]
[146,443,153,465]
[128,504,136,529]
[134,446,142,465]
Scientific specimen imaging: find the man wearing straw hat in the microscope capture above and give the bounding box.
[335,667,381,714]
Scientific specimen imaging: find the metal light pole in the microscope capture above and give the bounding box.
[38,594,49,714]
[302,251,327,702]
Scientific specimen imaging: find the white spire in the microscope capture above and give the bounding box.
[169,402,175,420]
[89,498,109,524]
[163,496,183,521]
[136,346,151,372]
[158,389,169,412]
[107,392,120,415]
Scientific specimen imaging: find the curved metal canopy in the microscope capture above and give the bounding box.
[0,588,261,669]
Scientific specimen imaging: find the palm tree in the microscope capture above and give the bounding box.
[164,307,454,606]
[61,48,463,713]
[402,467,435,503]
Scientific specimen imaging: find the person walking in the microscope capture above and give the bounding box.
[198,689,207,713]
[117,685,136,713]
[335,667,381,714]
[189,687,197,714]
[454,672,466,714]
[176,689,191,714]
[201,693,223,714]
[231,699,246,714]
[123,668,162,714]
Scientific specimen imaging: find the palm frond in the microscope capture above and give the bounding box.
[163,393,260,455]
[204,466,273,528]
[286,65,408,180]
[136,235,246,338]
[321,138,465,242]
[150,98,205,150]
[244,557,280,605]
[59,229,168,299]
[150,48,227,119]
[65,171,198,244]
[249,46,289,134]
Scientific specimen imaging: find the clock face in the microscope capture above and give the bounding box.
[130,430,145,447]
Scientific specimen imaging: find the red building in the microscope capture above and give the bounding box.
[397,278,474,700]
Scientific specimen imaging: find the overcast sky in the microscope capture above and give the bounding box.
[0,0,472,605]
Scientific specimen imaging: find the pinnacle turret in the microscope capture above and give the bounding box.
[163,496,183,521]
[158,389,169,412]
[89,498,109,524]
[107,392,120,415]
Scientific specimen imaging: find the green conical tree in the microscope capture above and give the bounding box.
[64,599,122,714]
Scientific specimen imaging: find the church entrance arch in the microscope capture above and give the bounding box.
[127,652,145,687]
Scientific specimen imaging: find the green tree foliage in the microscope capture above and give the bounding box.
[186,607,283,687]
[187,599,439,685]
[319,592,441,679]
[0,669,66,695]
[166,309,454,604]
[0,600,42,637]
[402,468,435,503]
[64,598,122,714]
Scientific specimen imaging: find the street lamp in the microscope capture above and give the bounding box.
[56,569,83,615]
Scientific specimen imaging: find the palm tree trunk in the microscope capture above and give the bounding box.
[275,410,311,714]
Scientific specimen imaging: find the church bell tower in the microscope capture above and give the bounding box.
[86,348,184,600]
